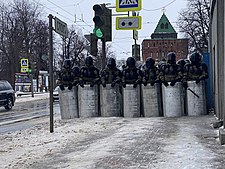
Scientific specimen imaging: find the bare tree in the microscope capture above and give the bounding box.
[0,0,48,85]
[177,0,210,53]
[56,26,116,71]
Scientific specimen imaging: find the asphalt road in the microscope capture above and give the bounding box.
[0,98,59,134]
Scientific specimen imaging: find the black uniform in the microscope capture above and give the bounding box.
[183,52,208,84]
[57,59,74,90]
[80,56,101,87]
[159,52,182,87]
[122,57,143,88]
[101,58,122,87]
[142,57,159,86]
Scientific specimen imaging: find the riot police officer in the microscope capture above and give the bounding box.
[183,52,208,84]
[177,59,188,88]
[72,65,80,86]
[101,58,122,87]
[80,56,101,87]
[122,57,143,88]
[142,57,159,86]
[57,59,74,91]
[159,52,182,87]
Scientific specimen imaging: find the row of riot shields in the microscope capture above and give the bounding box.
[58,80,207,119]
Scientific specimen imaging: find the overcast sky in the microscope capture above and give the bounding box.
[4,0,188,60]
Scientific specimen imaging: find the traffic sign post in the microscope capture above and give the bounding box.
[116,0,142,12]
[133,30,138,40]
[116,16,142,30]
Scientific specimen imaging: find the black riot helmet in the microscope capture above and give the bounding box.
[85,56,93,67]
[63,59,71,69]
[189,52,202,65]
[176,59,186,67]
[126,57,136,68]
[107,58,116,69]
[167,52,176,64]
[145,57,155,69]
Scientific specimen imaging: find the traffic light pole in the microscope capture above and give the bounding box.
[102,38,106,69]
[48,14,54,133]
[134,39,137,61]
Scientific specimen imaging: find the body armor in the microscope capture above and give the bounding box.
[143,57,159,86]
[159,52,182,86]
[80,56,101,87]
[183,52,208,83]
[122,57,143,88]
[57,59,75,90]
[101,58,122,87]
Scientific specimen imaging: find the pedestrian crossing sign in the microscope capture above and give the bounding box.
[21,58,29,68]
[116,0,142,12]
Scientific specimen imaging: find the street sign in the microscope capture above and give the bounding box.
[116,16,142,30]
[54,17,68,38]
[21,67,28,73]
[21,58,29,68]
[116,0,142,12]
[133,30,138,40]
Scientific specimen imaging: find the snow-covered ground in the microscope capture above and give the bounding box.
[0,93,225,169]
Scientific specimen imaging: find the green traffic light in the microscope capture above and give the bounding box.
[93,27,103,39]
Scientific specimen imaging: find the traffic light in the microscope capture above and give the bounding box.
[84,33,98,56]
[93,4,112,42]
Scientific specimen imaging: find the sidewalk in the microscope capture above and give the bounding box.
[0,113,225,169]
[15,93,49,103]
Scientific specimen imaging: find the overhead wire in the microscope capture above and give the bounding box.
[143,0,176,12]
[33,0,91,33]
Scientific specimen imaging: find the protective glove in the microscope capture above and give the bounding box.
[143,80,147,86]
[170,81,176,86]
[196,79,200,84]
[133,82,137,88]
[68,84,73,90]
[163,81,169,87]
[122,82,126,88]
[59,85,65,91]
[183,82,188,89]
[79,80,84,88]
[90,83,94,87]
[102,82,106,88]
[111,81,116,88]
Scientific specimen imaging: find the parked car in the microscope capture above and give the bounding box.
[53,86,59,102]
[0,80,16,110]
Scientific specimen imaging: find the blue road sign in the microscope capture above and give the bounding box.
[21,58,29,68]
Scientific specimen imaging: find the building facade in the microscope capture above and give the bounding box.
[210,0,224,121]
[142,13,188,62]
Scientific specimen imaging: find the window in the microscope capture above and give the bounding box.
[161,23,164,29]
[165,23,168,29]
